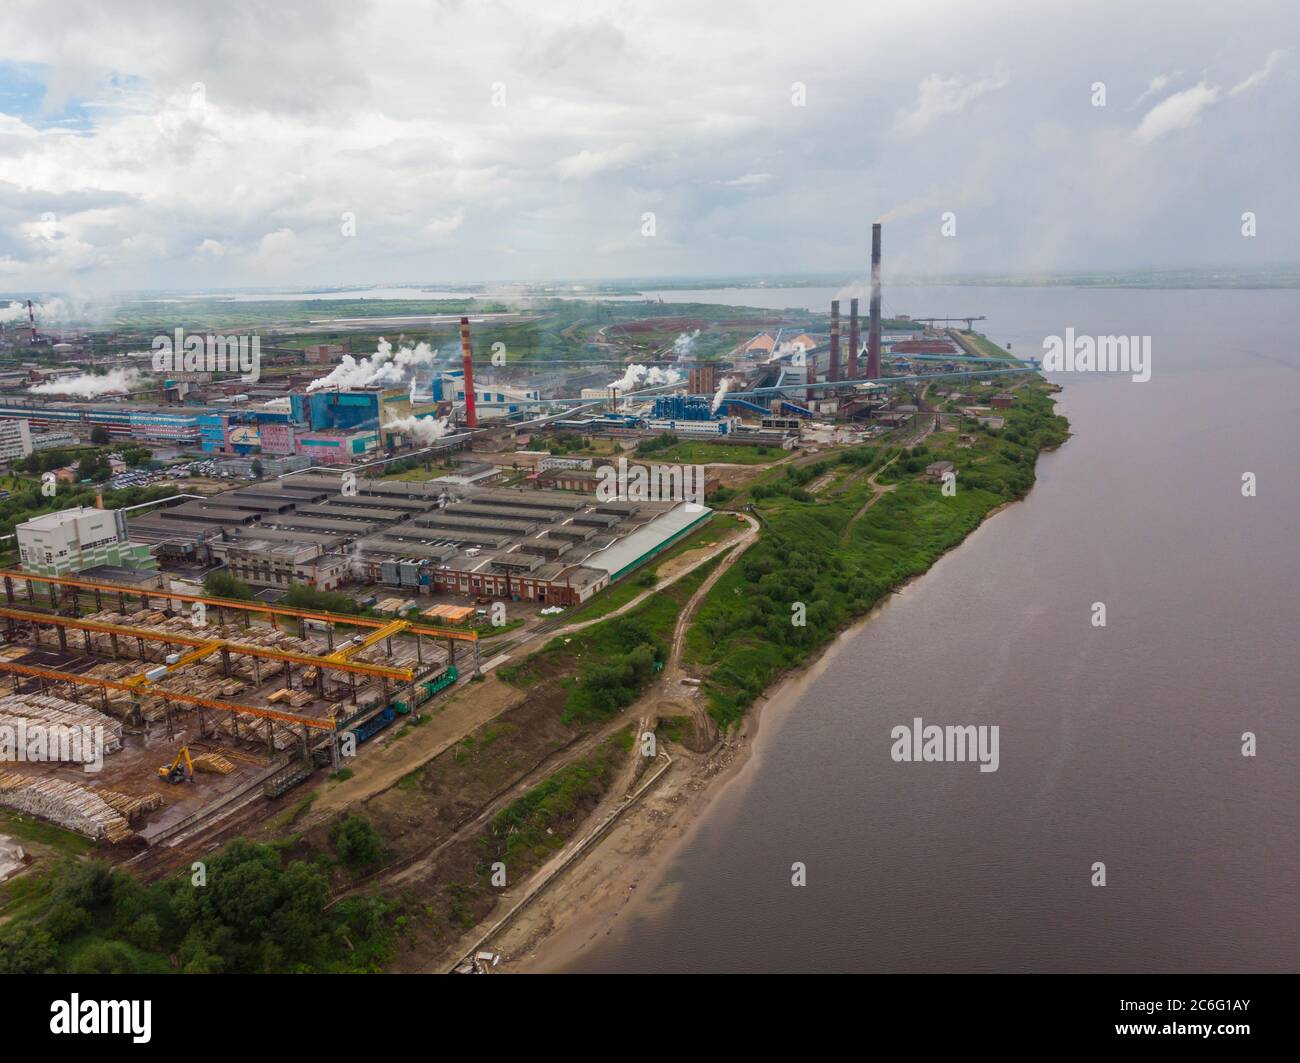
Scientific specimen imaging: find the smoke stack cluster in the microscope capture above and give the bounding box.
[848,297,860,380]
[459,316,477,428]
[867,223,882,379]
[829,299,841,383]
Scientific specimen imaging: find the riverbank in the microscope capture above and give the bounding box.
[499,588,906,970]
[485,390,1070,969]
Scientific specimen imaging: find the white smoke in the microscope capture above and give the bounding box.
[28,368,147,398]
[1,296,106,326]
[769,341,805,364]
[609,363,682,391]
[261,397,291,410]
[672,329,700,356]
[385,414,451,444]
[711,377,733,414]
[307,338,439,392]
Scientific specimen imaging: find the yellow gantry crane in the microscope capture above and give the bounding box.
[325,619,411,663]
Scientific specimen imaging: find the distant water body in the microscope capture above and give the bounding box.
[562,286,1300,972]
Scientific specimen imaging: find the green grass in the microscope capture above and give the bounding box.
[481,730,629,867]
[379,464,455,482]
[500,556,719,723]
[959,331,1018,360]
[639,440,781,465]
[558,522,725,626]
[474,617,525,638]
[686,383,1068,729]
[0,811,94,857]
[270,792,319,827]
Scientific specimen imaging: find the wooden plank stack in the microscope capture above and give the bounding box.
[192,752,235,775]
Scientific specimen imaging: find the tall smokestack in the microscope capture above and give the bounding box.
[867,223,882,379]
[829,300,840,383]
[848,297,860,380]
[459,316,477,428]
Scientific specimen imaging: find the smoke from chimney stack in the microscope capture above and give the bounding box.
[868,223,882,379]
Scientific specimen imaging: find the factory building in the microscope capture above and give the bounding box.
[17,506,156,576]
[644,395,736,436]
[224,539,350,591]
[0,401,205,445]
[129,472,713,607]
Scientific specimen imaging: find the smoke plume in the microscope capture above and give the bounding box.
[28,368,146,398]
[710,377,733,414]
[384,414,451,444]
[307,338,439,392]
[672,329,701,356]
[609,363,682,391]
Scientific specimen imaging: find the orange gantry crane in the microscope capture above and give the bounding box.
[0,569,482,674]
[0,605,413,681]
[0,658,335,730]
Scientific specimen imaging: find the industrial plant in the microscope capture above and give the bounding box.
[0,217,1053,980]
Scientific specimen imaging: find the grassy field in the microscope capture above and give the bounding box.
[378,464,455,482]
[500,555,719,723]
[684,383,1068,728]
[556,522,725,626]
[959,331,1018,360]
[638,440,786,465]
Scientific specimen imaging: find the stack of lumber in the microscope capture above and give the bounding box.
[213,715,297,751]
[192,751,235,775]
[0,771,158,843]
[99,789,164,822]
[0,693,123,755]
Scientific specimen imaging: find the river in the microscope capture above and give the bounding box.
[564,286,1300,972]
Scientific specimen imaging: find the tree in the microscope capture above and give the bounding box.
[250,459,264,478]
[77,454,110,482]
[0,926,58,974]
[204,570,255,600]
[331,814,384,870]
[284,583,359,614]
[72,941,138,975]
[90,425,110,445]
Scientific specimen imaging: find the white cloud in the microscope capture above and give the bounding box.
[896,66,1010,134]
[1229,49,1287,96]
[425,210,465,241]
[1132,81,1220,142]
[555,143,637,179]
[1132,73,1173,108]
[0,1,1293,286]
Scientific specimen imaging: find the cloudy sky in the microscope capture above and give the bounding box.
[0,0,1295,293]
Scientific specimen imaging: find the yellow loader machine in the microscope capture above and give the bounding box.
[158,747,195,785]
